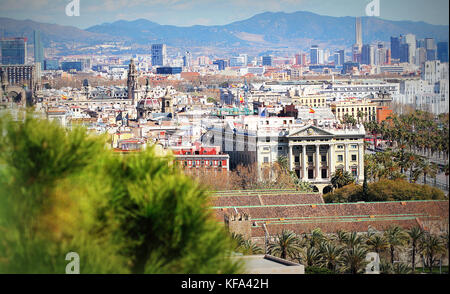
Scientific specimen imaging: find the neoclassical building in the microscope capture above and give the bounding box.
[205,117,365,193]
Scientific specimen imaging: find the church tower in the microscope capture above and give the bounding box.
[127,58,138,104]
[161,87,173,117]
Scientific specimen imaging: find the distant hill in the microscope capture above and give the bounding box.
[86,11,449,49]
[1,11,448,52]
[0,17,117,46]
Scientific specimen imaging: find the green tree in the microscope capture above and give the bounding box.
[384,226,408,264]
[330,170,355,189]
[267,230,302,260]
[341,244,369,274]
[407,226,424,272]
[0,112,242,274]
[420,232,446,273]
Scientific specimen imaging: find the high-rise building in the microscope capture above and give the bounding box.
[34,30,44,70]
[213,59,226,71]
[425,38,436,61]
[400,43,410,63]
[262,56,272,66]
[352,17,363,63]
[310,45,319,65]
[404,34,416,64]
[390,36,401,62]
[361,44,375,65]
[355,17,362,47]
[437,42,449,63]
[334,50,345,66]
[415,47,427,66]
[183,51,191,68]
[1,37,27,65]
[151,44,167,66]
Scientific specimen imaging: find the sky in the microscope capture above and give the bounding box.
[0,0,448,29]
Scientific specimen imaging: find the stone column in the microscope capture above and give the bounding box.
[315,144,320,180]
[344,143,349,172]
[358,143,364,182]
[302,145,307,180]
[329,144,335,179]
[288,145,293,172]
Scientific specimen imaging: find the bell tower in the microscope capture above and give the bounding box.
[161,87,173,117]
[127,58,138,105]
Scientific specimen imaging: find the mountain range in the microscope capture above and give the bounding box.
[1,11,448,53]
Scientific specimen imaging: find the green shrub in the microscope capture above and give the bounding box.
[0,112,242,274]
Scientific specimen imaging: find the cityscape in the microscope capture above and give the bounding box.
[0,0,449,279]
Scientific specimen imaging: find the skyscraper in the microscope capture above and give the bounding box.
[390,36,401,62]
[425,38,436,61]
[183,51,191,68]
[34,30,44,70]
[262,56,272,66]
[352,17,362,63]
[334,50,345,66]
[310,45,319,65]
[151,44,167,66]
[1,37,27,65]
[437,42,449,63]
[355,17,362,46]
[404,34,416,64]
[361,44,375,65]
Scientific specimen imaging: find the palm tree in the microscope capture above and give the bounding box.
[335,229,349,245]
[306,228,327,248]
[267,230,302,260]
[367,234,389,254]
[407,226,424,272]
[239,240,263,255]
[319,242,343,272]
[384,226,408,264]
[298,246,322,268]
[344,232,365,249]
[342,244,369,274]
[330,170,355,189]
[420,232,446,273]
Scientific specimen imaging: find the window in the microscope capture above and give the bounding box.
[264,157,269,163]
[308,169,314,179]
[308,155,313,163]
[278,146,283,151]
[351,154,357,161]
[337,145,344,149]
[321,169,327,179]
[338,155,343,162]
[351,167,357,177]
[295,156,300,163]
[266,137,270,142]
[321,155,327,162]
[351,144,358,149]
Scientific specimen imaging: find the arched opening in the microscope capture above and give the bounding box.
[323,185,333,195]
[8,91,21,103]
[311,185,319,193]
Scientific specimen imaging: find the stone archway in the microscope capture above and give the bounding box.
[323,185,333,195]
[5,86,27,107]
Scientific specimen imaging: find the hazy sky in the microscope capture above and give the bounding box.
[0,0,448,29]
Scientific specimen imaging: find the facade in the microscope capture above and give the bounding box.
[1,37,27,65]
[437,42,449,63]
[262,56,272,66]
[44,59,59,70]
[33,30,44,70]
[61,61,82,72]
[206,118,365,192]
[331,99,378,122]
[172,145,230,172]
[151,44,167,66]
[156,66,182,75]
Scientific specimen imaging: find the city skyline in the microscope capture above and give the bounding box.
[0,0,448,29]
